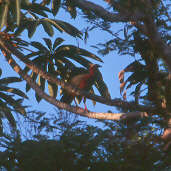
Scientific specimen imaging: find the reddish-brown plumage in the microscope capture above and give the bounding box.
[60,64,101,106]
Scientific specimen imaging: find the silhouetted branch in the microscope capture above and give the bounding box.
[73,0,145,22]
[72,0,171,71]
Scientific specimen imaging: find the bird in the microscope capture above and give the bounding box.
[60,64,101,109]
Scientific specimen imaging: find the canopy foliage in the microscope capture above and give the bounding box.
[0,0,171,170]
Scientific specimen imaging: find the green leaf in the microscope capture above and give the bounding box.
[0,92,26,115]
[52,0,61,16]
[5,109,16,128]
[44,19,63,33]
[26,83,31,92]
[0,100,16,128]
[28,20,39,38]
[31,41,49,52]
[15,99,26,115]
[67,5,77,19]
[124,61,145,73]
[21,0,29,5]
[0,77,22,85]
[55,57,75,69]
[41,20,54,37]
[55,45,103,62]
[53,37,64,50]
[25,51,42,58]
[126,71,147,86]
[95,71,111,99]
[0,86,28,99]
[43,38,52,50]
[22,3,50,17]
[54,49,91,68]
[0,68,2,77]
[14,23,26,36]
[134,82,143,104]
[65,0,77,18]
[78,47,103,62]
[46,19,82,38]
[54,19,82,38]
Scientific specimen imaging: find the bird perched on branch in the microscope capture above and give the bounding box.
[60,64,101,109]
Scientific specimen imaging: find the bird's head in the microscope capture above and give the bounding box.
[89,63,101,70]
[88,64,101,75]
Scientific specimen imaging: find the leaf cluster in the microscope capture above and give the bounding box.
[0,111,170,171]
[22,37,110,103]
[0,71,27,131]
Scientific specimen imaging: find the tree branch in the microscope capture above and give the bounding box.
[4,50,151,120]
[72,0,171,71]
[0,36,155,113]
[72,0,145,22]
[143,17,171,71]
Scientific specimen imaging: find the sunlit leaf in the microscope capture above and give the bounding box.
[48,82,58,98]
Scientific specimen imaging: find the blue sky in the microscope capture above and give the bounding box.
[0,1,135,123]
